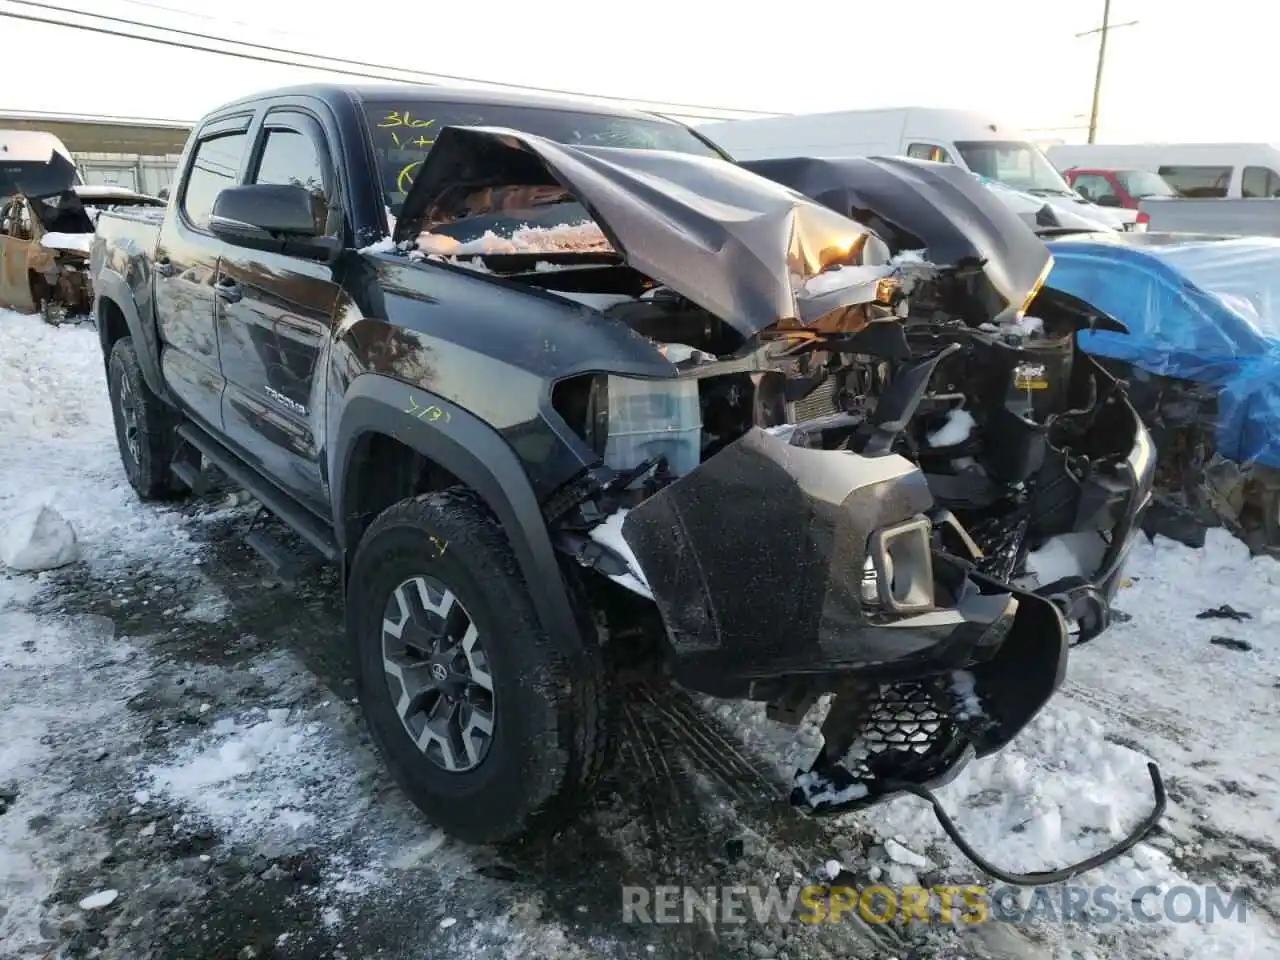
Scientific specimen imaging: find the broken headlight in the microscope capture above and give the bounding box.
[553,373,703,478]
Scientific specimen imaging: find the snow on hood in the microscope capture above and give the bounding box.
[742,156,1054,326]
[39,233,93,255]
[416,221,613,256]
[395,126,902,338]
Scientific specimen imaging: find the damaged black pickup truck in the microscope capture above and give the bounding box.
[90,83,1163,878]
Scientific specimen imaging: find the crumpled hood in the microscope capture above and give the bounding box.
[396,126,903,338]
[739,156,1054,326]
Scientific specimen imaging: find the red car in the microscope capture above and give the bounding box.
[1061,167,1180,226]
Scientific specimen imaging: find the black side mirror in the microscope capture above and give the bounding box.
[209,183,340,262]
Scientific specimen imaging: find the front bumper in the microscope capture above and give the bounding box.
[620,427,1068,703]
[1028,399,1156,642]
[614,408,1151,802]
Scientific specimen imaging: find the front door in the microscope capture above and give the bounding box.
[216,110,339,515]
[154,116,253,430]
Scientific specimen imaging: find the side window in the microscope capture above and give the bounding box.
[907,143,952,163]
[1241,166,1280,198]
[251,127,329,233]
[182,131,249,228]
[1157,165,1232,198]
[1073,173,1117,202]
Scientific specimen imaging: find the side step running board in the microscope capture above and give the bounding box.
[245,526,315,582]
[169,440,213,495]
[175,422,340,563]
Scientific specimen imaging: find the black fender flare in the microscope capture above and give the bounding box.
[332,373,584,656]
[93,270,166,398]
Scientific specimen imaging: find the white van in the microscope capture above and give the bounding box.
[1046,143,1280,199]
[697,107,1137,229]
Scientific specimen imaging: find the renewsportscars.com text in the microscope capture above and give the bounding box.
[622,883,1248,926]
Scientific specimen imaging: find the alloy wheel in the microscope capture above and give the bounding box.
[380,575,496,772]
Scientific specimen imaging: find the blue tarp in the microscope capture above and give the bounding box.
[1045,233,1280,468]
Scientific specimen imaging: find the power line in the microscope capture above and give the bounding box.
[3,0,780,121]
[111,0,429,61]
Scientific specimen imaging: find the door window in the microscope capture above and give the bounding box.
[1157,165,1232,198]
[251,127,330,233]
[907,142,952,163]
[1241,166,1280,198]
[1071,173,1120,204]
[182,130,249,228]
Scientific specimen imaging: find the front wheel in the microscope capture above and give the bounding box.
[347,488,613,844]
[106,337,186,500]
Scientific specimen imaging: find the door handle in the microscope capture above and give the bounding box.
[214,277,242,304]
[154,256,175,278]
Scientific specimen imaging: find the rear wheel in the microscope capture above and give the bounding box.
[106,337,186,500]
[347,488,613,844]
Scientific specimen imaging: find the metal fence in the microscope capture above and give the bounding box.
[72,151,181,196]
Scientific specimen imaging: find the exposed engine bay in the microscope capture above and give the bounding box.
[389,130,1163,878]
[541,273,1143,593]
[399,145,1150,647]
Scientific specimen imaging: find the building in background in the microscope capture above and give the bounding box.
[0,110,190,196]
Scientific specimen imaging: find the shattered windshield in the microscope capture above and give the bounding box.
[417,194,615,257]
[363,100,725,216]
[955,140,1076,196]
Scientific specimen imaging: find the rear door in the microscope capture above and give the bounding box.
[216,107,340,515]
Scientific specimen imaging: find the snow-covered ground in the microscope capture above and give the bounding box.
[1,308,1278,959]
[720,530,1280,958]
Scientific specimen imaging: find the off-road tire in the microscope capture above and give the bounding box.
[106,337,186,500]
[348,488,614,844]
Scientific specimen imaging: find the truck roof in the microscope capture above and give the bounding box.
[208,83,674,124]
[0,128,75,163]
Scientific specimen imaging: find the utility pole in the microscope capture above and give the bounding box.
[1076,0,1138,143]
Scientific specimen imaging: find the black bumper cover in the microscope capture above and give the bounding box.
[620,427,1071,759]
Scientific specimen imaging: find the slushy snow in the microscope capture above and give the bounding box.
[2,308,1278,959]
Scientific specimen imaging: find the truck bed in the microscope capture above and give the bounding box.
[1139,197,1280,237]
[92,206,163,270]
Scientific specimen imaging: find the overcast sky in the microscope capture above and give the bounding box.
[3,0,1274,142]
